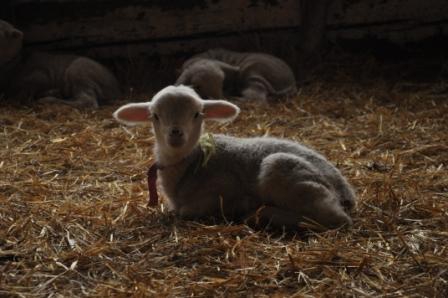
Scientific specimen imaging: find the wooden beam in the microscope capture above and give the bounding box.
[13,0,301,50]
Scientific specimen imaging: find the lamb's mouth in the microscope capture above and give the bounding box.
[168,137,185,148]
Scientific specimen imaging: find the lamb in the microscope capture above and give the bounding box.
[0,19,121,108]
[176,48,297,103]
[113,85,355,230]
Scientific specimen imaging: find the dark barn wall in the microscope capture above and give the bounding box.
[2,0,447,89]
[5,0,312,83]
[6,0,447,56]
[7,0,304,58]
[327,0,448,44]
[4,0,448,61]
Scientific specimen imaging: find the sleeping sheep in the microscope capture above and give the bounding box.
[113,85,355,230]
[0,19,121,108]
[176,48,297,103]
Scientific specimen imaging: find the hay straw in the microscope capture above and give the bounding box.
[1,56,447,297]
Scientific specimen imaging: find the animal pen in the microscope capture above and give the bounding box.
[1,0,448,296]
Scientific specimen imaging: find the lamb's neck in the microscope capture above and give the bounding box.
[154,144,203,170]
[154,145,203,197]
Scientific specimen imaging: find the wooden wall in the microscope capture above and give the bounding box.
[3,0,448,59]
[7,0,304,58]
[327,0,448,43]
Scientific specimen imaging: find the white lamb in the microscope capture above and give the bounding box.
[113,85,356,230]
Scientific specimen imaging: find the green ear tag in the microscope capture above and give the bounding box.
[199,133,216,168]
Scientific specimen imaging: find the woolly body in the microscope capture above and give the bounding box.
[177,48,297,102]
[113,85,355,230]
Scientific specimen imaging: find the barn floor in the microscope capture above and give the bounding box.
[1,55,447,296]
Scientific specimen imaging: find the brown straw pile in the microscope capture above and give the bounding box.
[1,59,447,296]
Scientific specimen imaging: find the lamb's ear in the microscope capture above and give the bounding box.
[203,100,240,123]
[113,102,151,126]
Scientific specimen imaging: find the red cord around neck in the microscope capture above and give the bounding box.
[146,156,190,207]
[147,163,159,207]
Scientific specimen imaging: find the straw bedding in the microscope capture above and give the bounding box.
[0,57,447,297]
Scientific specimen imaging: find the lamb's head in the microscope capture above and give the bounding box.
[113,85,240,164]
[176,59,239,99]
[0,20,23,66]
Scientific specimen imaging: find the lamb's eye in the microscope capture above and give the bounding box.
[153,113,159,121]
[194,112,200,119]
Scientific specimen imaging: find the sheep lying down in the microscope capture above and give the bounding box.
[0,19,120,108]
[176,48,297,103]
[113,85,356,230]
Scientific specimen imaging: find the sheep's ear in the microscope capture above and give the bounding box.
[203,100,240,123]
[113,102,151,126]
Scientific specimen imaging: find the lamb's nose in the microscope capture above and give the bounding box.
[169,127,183,137]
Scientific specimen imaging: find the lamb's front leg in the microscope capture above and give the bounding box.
[176,196,220,220]
[175,181,255,222]
[176,194,249,222]
[245,205,308,229]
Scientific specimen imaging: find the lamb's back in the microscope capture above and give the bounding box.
[207,134,334,184]
[197,48,247,66]
[198,49,296,94]
[211,135,354,203]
